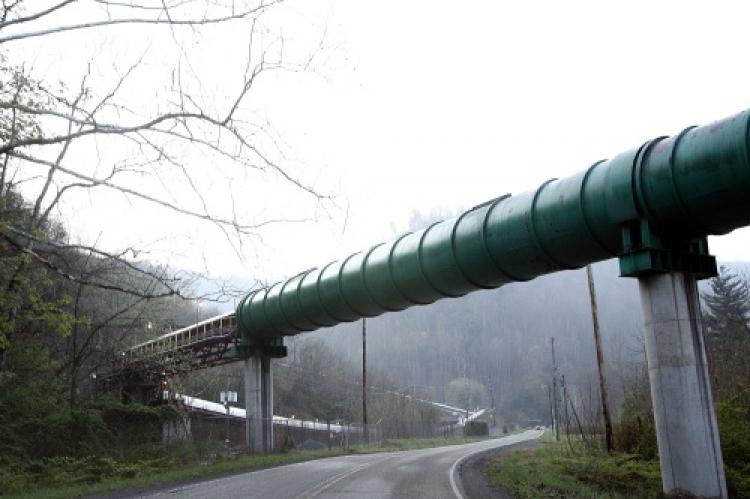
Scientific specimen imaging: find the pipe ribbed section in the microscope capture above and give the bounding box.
[238,109,750,343]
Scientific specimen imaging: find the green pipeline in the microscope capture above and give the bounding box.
[237,110,750,343]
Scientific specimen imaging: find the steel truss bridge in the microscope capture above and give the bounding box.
[112,313,241,380]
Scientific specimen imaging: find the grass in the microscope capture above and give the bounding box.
[5,449,347,499]
[5,434,497,499]
[484,443,664,499]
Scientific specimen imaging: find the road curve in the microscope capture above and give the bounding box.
[135,429,543,499]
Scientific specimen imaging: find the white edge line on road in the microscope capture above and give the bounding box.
[448,450,469,499]
[449,430,544,499]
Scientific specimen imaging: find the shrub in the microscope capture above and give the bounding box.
[716,390,750,498]
[464,421,489,437]
[613,391,657,460]
[613,413,657,460]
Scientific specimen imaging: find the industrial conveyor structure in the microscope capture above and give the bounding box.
[129,109,750,498]
[236,111,748,347]
[233,109,749,498]
[119,313,240,377]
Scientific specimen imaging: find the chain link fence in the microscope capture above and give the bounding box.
[164,411,468,458]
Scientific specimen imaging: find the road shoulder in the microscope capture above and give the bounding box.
[457,440,540,499]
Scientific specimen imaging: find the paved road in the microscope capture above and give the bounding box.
[136,429,543,499]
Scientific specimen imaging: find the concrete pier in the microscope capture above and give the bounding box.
[260,355,274,452]
[244,354,274,453]
[244,355,262,453]
[638,272,727,498]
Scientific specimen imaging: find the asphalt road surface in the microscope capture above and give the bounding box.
[134,429,543,499]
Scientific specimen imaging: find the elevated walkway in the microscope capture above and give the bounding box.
[118,313,239,377]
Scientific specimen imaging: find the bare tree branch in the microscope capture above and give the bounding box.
[1,230,178,299]
[93,0,197,11]
[0,0,77,30]
[0,1,278,44]
[31,63,92,227]
[8,150,314,232]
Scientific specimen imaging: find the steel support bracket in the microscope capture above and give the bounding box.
[617,219,717,279]
[230,336,287,359]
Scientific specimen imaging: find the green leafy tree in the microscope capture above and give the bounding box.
[702,266,750,405]
[446,377,489,411]
[702,266,750,340]
[0,189,75,372]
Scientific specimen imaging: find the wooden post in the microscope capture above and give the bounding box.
[586,265,613,452]
[561,374,571,441]
[551,337,560,441]
[547,384,554,431]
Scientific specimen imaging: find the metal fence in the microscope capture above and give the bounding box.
[169,413,386,455]
[273,418,384,452]
[166,411,467,457]
[379,419,464,440]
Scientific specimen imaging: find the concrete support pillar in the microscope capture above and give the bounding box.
[244,353,274,453]
[244,355,262,453]
[638,272,727,498]
[261,355,274,452]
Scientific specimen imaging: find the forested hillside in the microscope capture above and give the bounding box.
[288,255,747,427]
[291,260,637,426]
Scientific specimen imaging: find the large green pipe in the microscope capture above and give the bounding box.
[237,110,750,344]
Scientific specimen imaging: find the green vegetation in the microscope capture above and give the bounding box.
[3,449,349,499]
[703,266,750,341]
[1,397,183,496]
[485,444,662,499]
[2,434,495,498]
[716,392,750,498]
[484,266,750,498]
[0,185,467,498]
[610,388,750,497]
[701,267,750,497]
[463,420,490,437]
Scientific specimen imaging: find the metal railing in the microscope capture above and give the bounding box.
[115,313,239,377]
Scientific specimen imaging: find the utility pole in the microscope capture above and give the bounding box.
[547,384,554,432]
[487,376,496,428]
[586,265,613,452]
[551,337,560,441]
[224,372,231,452]
[362,317,368,444]
[561,374,570,440]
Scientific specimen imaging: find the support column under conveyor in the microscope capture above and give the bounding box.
[242,346,284,454]
[639,272,725,496]
[232,109,750,497]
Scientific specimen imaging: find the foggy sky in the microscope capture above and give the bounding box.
[12,0,750,283]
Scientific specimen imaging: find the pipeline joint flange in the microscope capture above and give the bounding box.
[617,219,717,279]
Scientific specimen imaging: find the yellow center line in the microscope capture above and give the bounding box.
[293,457,392,499]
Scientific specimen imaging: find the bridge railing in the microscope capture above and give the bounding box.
[117,313,239,375]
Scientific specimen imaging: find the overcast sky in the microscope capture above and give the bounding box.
[14,0,750,286]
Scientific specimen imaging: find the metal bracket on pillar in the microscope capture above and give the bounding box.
[229,336,288,360]
[617,219,717,279]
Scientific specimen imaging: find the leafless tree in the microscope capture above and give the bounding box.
[1,0,328,287]
[0,0,331,371]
